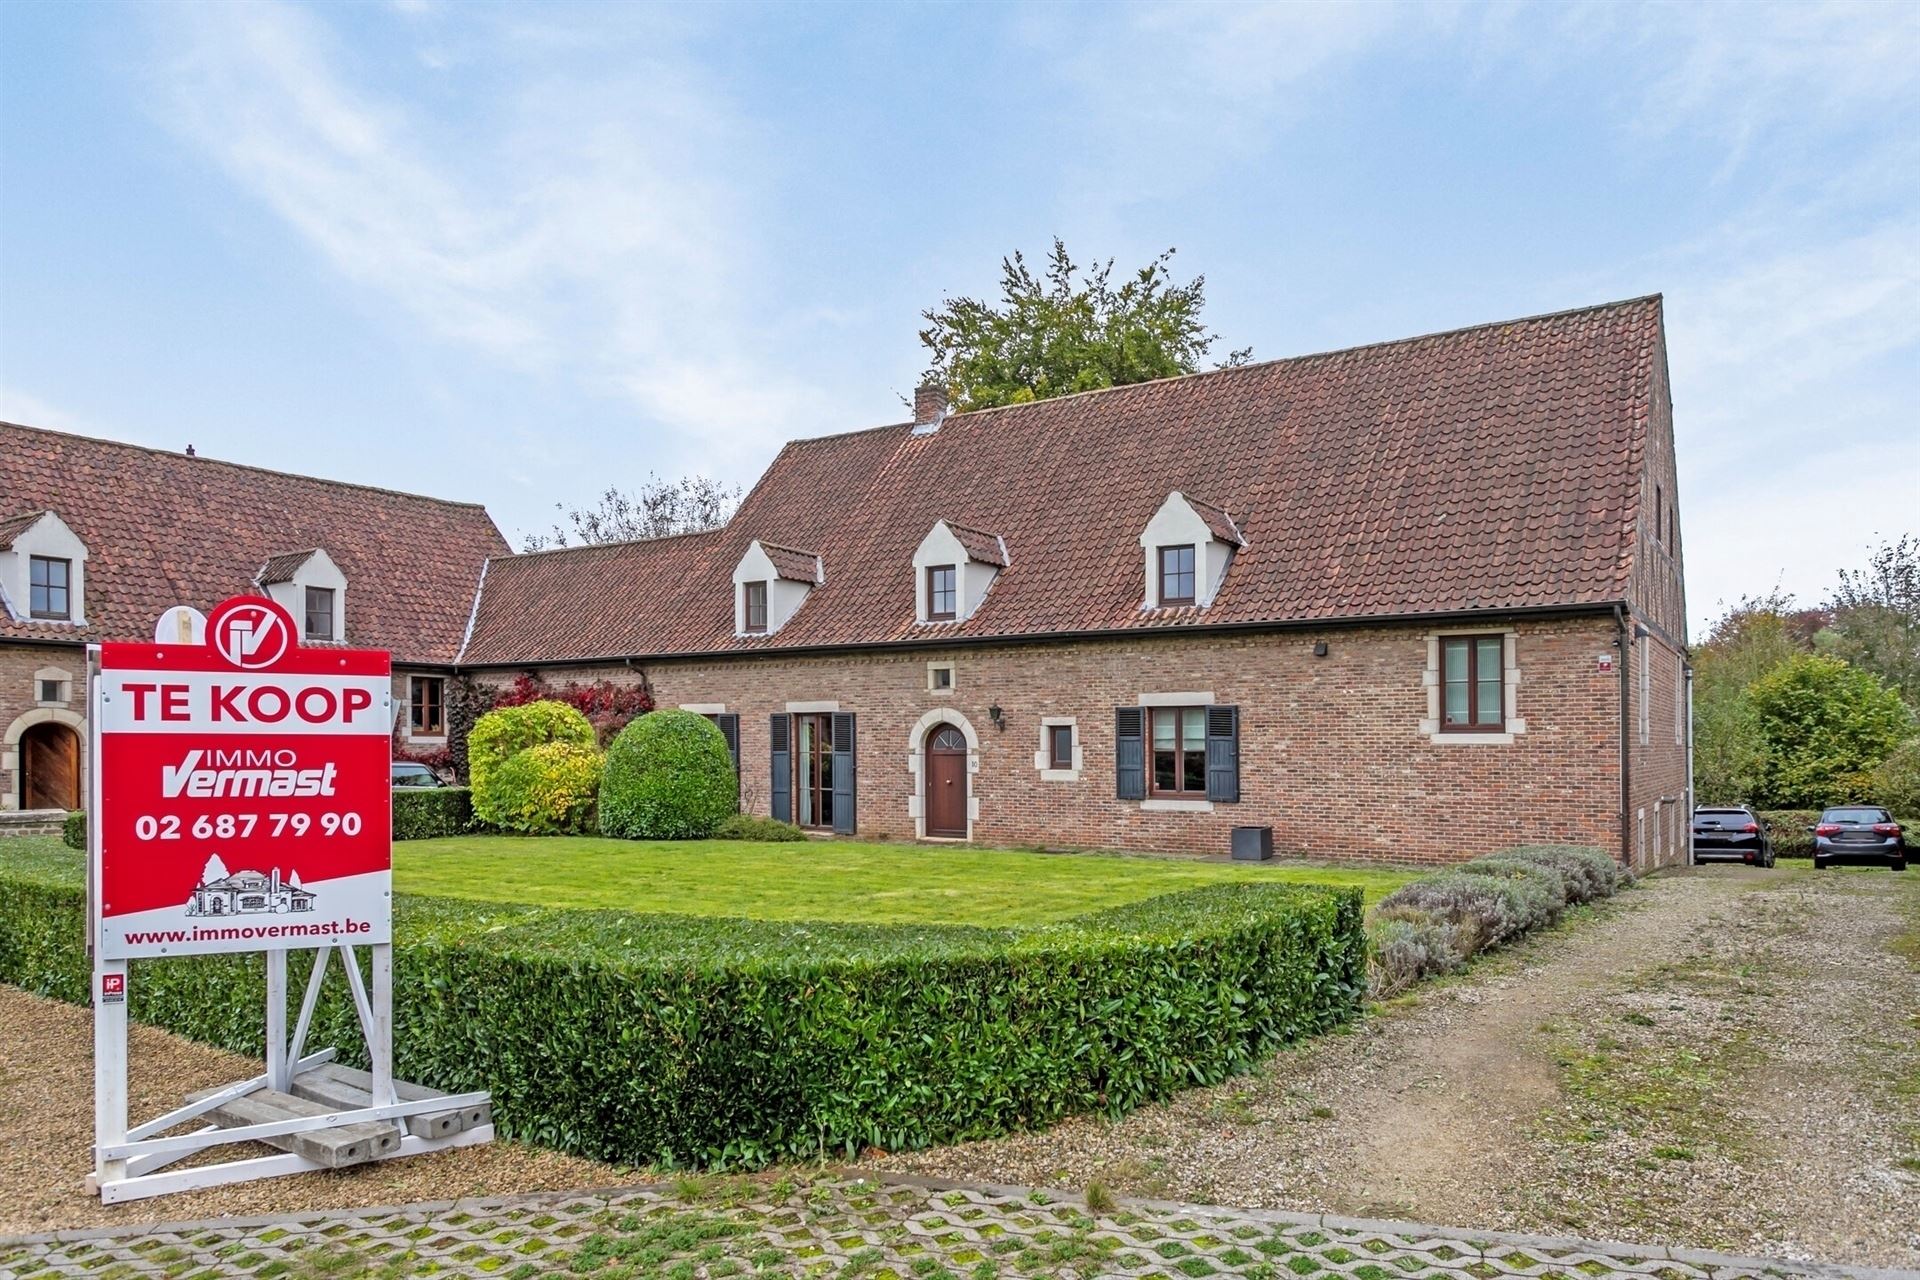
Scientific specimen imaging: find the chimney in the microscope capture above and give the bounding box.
[912,383,949,434]
[185,444,196,457]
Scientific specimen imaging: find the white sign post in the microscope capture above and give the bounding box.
[88,598,490,1204]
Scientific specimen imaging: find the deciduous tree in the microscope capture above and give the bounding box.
[525,474,741,551]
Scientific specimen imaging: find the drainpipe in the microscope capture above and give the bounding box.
[1614,604,1632,870]
[1684,655,1695,854]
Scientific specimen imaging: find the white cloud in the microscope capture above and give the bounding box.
[144,1,832,472]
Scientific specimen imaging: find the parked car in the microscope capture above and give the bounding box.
[391,761,447,789]
[1691,806,1774,867]
[1811,807,1907,870]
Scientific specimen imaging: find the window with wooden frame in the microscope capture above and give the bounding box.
[409,676,445,736]
[1149,705,1208,794]
[927,564,957,620]
[1157,544,1196,607]
[1047,722,1074,770]
[1439,635,1505,732]
[302,586,335,640]
[743,580,768,633]
[29,555,70,619]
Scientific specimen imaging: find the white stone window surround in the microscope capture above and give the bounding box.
[679,702,728,714]
[34,666,74,707]
[1419,630,1526,745]
[904,707,981,840]
[926,661,955,695]
[1135,691,1217,812]
[911,521,1004,625]
[1034,716,1082,782]
[0,511,88,626]
[259,549,348,643]
[1137,493,1239,612]
[1,705,86,811]
[733,541,818,637]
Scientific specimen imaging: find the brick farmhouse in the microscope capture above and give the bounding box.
[1,295,1689,867]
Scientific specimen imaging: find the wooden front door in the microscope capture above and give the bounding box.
[925,726,967,838]
[21,723,79,811]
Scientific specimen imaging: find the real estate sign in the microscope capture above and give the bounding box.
[94,596,392,959]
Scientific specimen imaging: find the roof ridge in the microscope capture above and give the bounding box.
[495,524,728,564]
[0,420,498,512]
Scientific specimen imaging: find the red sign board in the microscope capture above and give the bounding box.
[95,597,392,959]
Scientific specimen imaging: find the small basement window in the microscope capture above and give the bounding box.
[927,662,955,692]
[39,679,65,703]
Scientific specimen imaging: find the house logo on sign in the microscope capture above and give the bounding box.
[209,598,293,670]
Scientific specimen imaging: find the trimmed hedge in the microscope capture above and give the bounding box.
[62,810,85,850]
[0,849,1363,1169]
[599,710,739,840]
[1367,844,1626,998]
[713,814,807,842]
[468,701,597,829]
[393,787,474,840]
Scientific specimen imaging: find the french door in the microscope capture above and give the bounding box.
[794,713,835,830]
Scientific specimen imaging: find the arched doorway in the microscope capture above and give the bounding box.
[924,725,968,838]
[20,722,80,811]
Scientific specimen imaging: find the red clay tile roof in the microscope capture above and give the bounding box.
[759,542,822,583]
[256,549,321,585]
[1,423,509,663]
[460,296,1664,664]
[0,511,48,548]
[943,521,1009,567]
[1182,496,1246,547]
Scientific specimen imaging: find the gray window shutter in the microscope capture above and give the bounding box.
[1115,707,1146,800]
[769,713,791,824]
[831,712,856,835]
[1206,705,1240,803]
[716,714,742,808]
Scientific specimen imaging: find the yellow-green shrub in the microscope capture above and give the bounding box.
[487,742,602,834]
[468,701,596,829]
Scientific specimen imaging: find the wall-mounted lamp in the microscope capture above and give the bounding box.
[988,704,1005,731]
[1312,641,1329,657]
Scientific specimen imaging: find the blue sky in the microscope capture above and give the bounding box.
[1,0,1914,635]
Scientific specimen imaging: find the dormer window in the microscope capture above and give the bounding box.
[303,587,335,641]
[30,556,71,619]
[927,565,957,620]
[1138,492,1244,612]
[0,510,87,626]
[912,520,1006,625]
[1156,545,1195,607]
[256,548,346,643]
[733,540,820,637]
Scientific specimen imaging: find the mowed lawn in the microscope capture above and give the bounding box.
[395,835,1417,926]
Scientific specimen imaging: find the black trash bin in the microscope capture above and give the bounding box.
[1230,825,1273,861]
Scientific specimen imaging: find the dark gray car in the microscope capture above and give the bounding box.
[1691,806,1773,866]
[1811,806,1907,870]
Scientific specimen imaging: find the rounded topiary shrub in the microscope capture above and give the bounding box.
[485,742,603,835]
[598,709,739,839]
[469,700,597,829]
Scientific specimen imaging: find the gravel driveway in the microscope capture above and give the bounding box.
[878,866,1920,1269]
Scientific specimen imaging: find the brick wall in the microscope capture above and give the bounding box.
[477,614,1630,866]
[0,640,90,811]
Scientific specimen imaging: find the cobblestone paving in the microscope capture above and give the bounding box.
[0,1175,1895,1280]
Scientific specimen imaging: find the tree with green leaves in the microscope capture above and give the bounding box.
[1747,654,1913,807]
[917,239,1250,412]
[1821,534,1920,708]
[525,474,742,551]
[1690,594,1808,803]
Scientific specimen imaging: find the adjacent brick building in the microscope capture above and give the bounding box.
[2,295,1689,869]
[0,423,509,817]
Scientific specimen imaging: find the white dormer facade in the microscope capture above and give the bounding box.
[911,520,1006,625]
[732,540,820,637]
[0,511,88,625]
[258,548,348,643]
[1138,492,1244,610]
